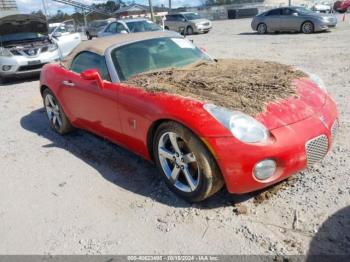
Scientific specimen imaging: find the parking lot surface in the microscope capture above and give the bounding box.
[0,17,349,255]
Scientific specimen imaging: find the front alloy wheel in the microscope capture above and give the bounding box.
[302,22,314,34]
[154,122,224,202]
[257,23,267,34]
[158,132,200,193]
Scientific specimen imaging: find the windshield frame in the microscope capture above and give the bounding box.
[125,20,162,33]
[183,13,202,20]
[104,36,211,83]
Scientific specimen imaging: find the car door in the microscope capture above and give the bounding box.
[264,9,282,31]
[58,51,123,137]
[175,14,188,33]
[53,22,81,57]
[165,15,176,31]
[280,8,302,31]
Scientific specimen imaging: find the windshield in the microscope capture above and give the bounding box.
[183,13,201,20]
[126,20,161,33]
[0,32,45,44]
[48,26,56,34]
[111,37,211,81]
[92,21,109,27]
[295,7,315,14]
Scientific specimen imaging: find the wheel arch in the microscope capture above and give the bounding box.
[40,84,50,97]
[146,118,212,162]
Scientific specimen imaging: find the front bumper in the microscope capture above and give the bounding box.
[0,50,60,78]
[206,96,338,194]
[194,25,212,33]
[314,19,337,31]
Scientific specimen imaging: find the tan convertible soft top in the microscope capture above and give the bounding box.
[62,31,180,68]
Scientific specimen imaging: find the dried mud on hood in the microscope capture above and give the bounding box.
[125,59,307,116]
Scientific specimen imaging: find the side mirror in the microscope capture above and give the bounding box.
[80,69,103,88]
[52,32,62,39]
[120,30,128,34]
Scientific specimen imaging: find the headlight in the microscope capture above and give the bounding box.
[204,104,269,143]
[295,67,327,93]
[0,47,12,57]
[48,43,58,52]
[309,73,327,93]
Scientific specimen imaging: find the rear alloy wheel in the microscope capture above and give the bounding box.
[43,89,74,135]
[186,26,194,35]
[301,21,314,34]
[257,23,267,34]
[154,122,224,202]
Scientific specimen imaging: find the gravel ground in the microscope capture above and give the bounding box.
[0,16,349,255]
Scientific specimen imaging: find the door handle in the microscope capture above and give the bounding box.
[62,80,75,87]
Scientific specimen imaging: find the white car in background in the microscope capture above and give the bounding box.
[49,20,81,57]
[311,3,332,13]
[0,14,60,82]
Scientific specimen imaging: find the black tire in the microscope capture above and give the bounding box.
[86,32,92,40]
[186,26,194,35]
[301,21,314,34]
[164,26,169,30]
[42,88,74,135]
[257,23,267,34]
[153,121,224,202]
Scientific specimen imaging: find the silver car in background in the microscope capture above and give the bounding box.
[251,6,337,34]
[85,18,115,40]
[164,12,212,35]
[97,18,162,38]
[0,14,60,82]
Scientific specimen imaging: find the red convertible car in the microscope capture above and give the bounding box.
[40,31,338,202]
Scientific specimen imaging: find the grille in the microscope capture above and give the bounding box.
[23,48,39,56]
[331,120,338,143]
[18,63,46,72]
[305,135,329,167]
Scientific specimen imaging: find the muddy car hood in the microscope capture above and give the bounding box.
[257,78,327,130]
[0,14,48,36]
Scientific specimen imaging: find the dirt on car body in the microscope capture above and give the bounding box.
[125,59,307,116]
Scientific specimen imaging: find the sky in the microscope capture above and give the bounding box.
[16,0,202,16]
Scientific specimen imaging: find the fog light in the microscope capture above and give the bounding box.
[253,159,276,180]
[2,65,11,71]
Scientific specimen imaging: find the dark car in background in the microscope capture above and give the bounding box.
[251,6,337,34]
[86,18,116,40]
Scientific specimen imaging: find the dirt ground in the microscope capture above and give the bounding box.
[0,16,350,255]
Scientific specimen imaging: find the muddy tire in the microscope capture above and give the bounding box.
[42,89,74,135]
[301,21,314,34]
[153,122,224,202]
[257,23,267,34]
[186,26,194,35]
